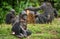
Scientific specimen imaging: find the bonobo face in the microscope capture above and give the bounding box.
[22,14,27,20]
[20,11,27,20]
[19,13,27,20]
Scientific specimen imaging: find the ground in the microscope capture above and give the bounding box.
[0,18,60,39]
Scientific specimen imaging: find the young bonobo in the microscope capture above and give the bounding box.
[25,9,36,24]
[11,12,31,38]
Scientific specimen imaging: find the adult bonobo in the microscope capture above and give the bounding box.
[11,12,31,38]
[5,9,16,24]
[25,1,54,23]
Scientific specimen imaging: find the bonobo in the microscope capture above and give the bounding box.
[5,9,15,24]
[11,13,31,38]
[25,2,54,23]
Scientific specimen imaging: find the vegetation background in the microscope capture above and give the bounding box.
[0,0,60,23]
[0,0,60,39]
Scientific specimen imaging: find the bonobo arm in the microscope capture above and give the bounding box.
[20,26,27,37]
[25,7,41,11]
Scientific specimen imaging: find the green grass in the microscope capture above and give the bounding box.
[0,18,60,39]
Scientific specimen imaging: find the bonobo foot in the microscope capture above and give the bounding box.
[16,30,32,38]
[11,32,15,35]
[16,33,24,38]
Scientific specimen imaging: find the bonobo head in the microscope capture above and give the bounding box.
[10,9,15,15]
[19,12,27,20]
[21,11,26,15]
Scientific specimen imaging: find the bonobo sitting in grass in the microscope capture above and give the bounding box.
[11,12,31,38]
